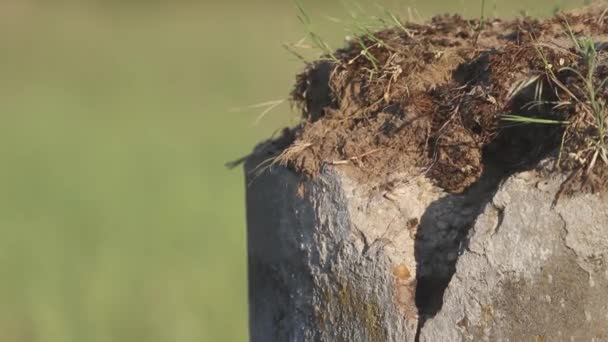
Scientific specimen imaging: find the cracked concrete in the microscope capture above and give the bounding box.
[420,171,608,341]
[246,144,453,341]
[246,148,608,341]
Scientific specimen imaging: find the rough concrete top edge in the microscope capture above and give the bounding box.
[242,134,582,197]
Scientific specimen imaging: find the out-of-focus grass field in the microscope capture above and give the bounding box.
[0,0,584,341]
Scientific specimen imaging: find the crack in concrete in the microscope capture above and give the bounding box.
[413,166,506,341]
[556,212,596,279]
[556,212,580,259]
[490,202,506,237]
[353,224,371,257]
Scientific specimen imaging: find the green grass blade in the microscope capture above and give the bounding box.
[502,114,568,125]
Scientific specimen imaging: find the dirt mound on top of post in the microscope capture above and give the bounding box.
[272,5,608,196]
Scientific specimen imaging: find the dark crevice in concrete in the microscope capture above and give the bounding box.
[414,114,564,340]
[492,203,506,237]
[414,165,506,340]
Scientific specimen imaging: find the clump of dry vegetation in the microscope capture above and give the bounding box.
[274,4,608,197]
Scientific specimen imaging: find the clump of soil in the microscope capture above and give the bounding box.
[279,5,608,195]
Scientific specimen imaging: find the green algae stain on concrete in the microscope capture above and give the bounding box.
[316,278,387,342]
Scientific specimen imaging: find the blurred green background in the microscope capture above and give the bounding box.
[0,0,586,341]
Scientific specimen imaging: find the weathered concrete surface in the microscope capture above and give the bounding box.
[420,171,608,341]
[246,149,444,341]
[245,140,506,341]
[246,144,608,341]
